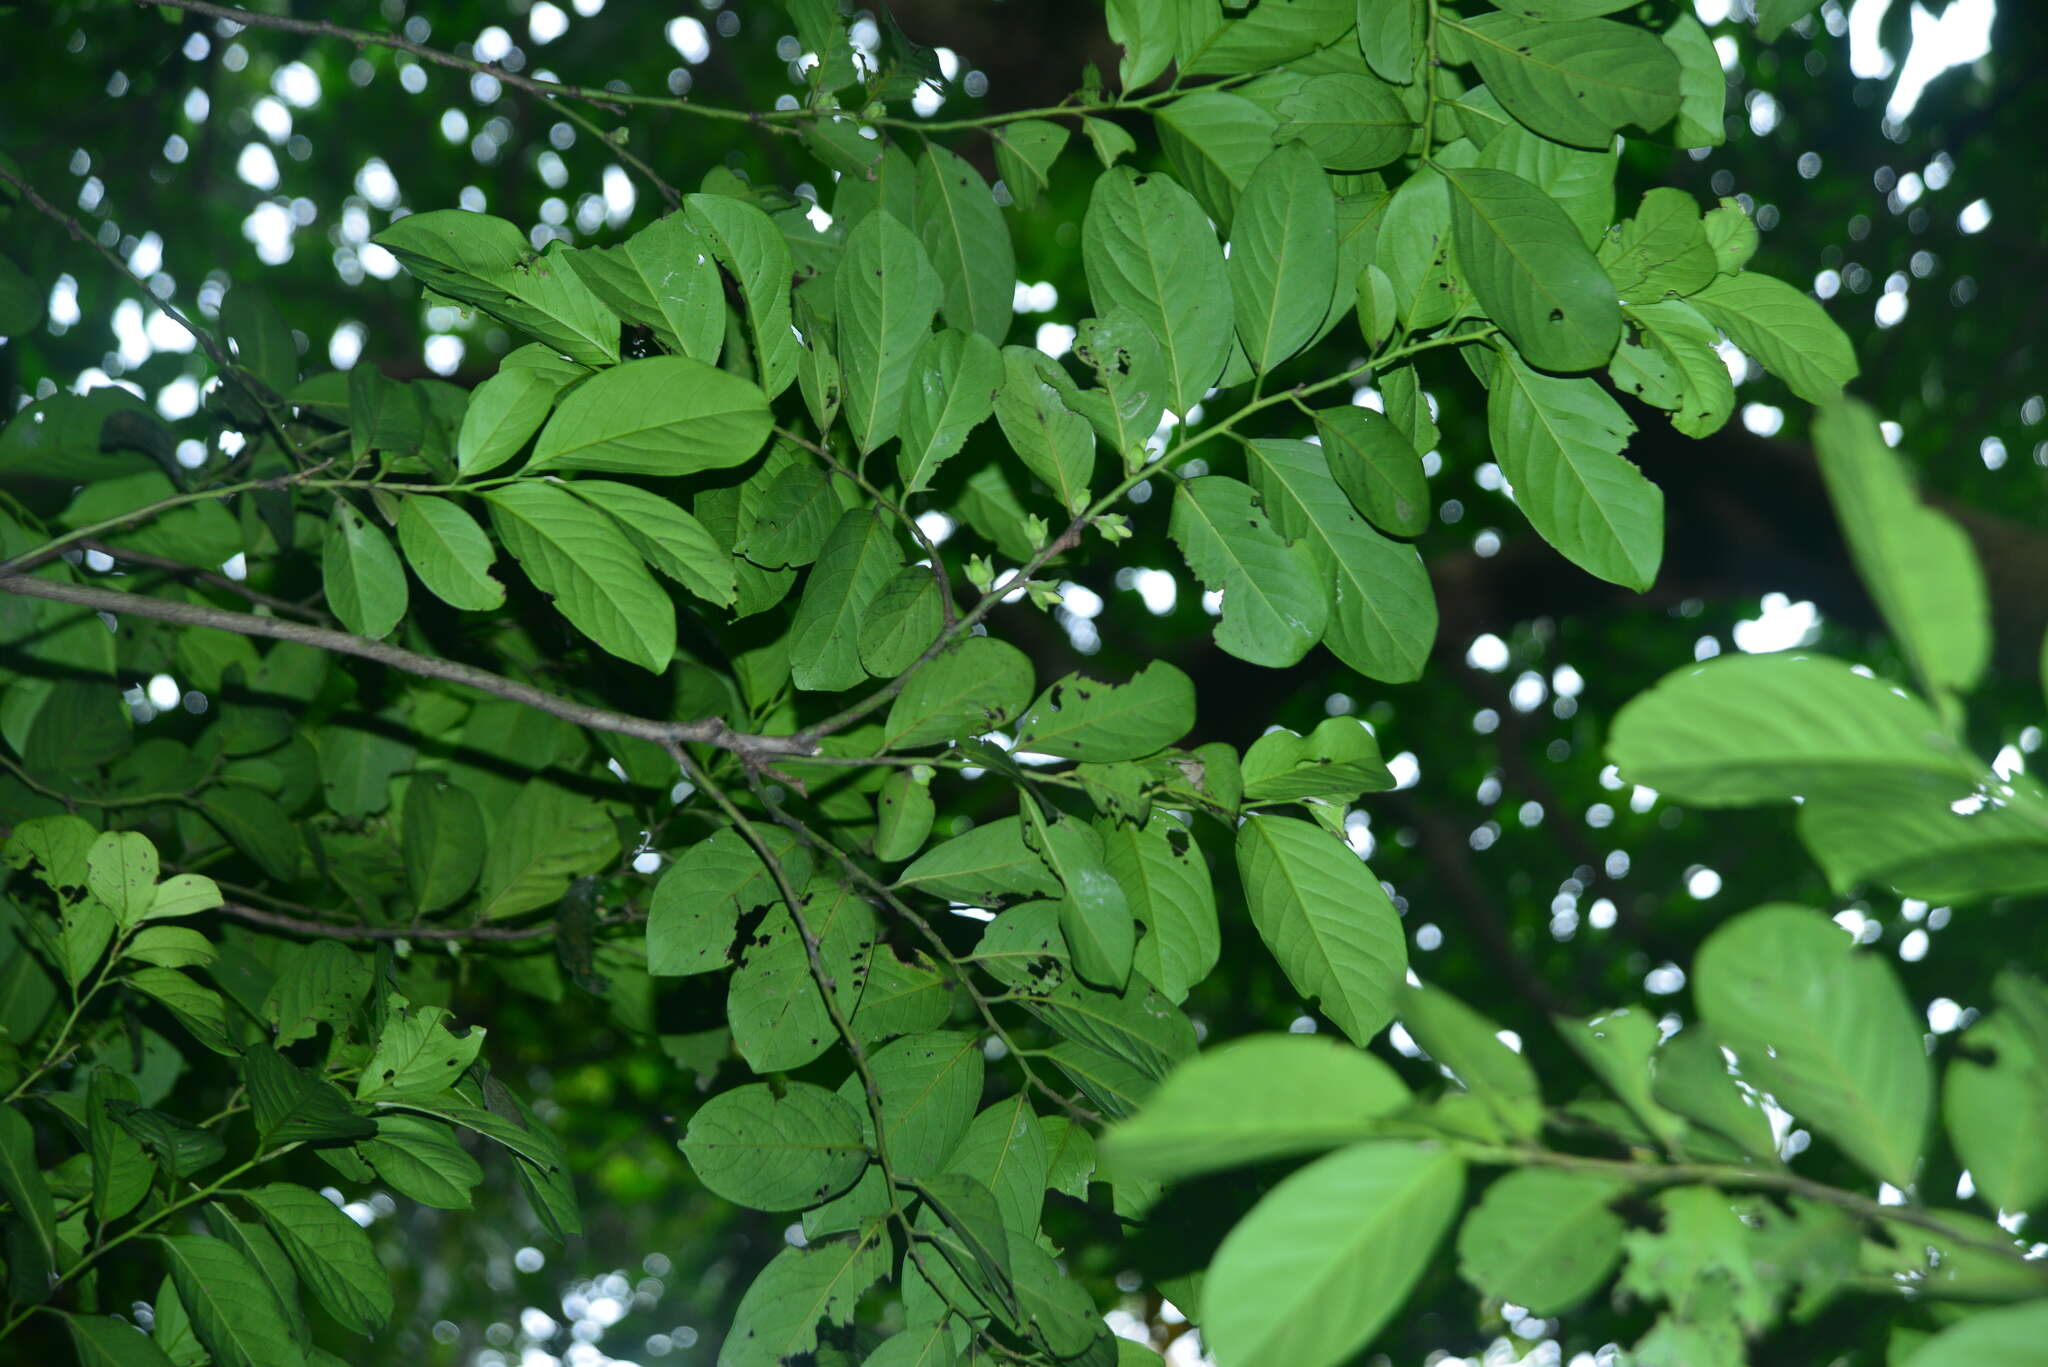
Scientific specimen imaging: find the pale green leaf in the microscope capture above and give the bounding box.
[396,495,504,610]
[355,992,486,1101]
[358,1113,484,1210]
[1606,653,1977,805]
[682,1082,870,1211]
[562,211,725,360]
[915,145,1014,345]
[63,1312,180,1367]
[1695,903,1931,1185]
[401,780,485,915]
[1314,405,1428,537]
[896,817,1061,905]
[1155,90,1278,229]
[1082,169,1232,415]
[647,827,812,976]
[1399,982,1544,1139]
[1274,73,1412,171]
[453,366,562,477]
[563,479,736,607]
[1690,270,1858,404]
[1235,815,1406,1046]
[789,509,905,692]
[897,328,1002,495]
[990,119,1068,211]
[860,565,945,678]
[883,635,1035,749]
[242,1182,393,1335]
[322,500,407,639]
[994,347,1097,513]
[835,210,942,453]
[721,1232,889,1367]
[1447,13,1681,149]
[525,355,771,477]
[685,193,800,397]
[1169,474,1327,668]
[157,1234,308,1367]
[1628,297,1736,437]
[1228,143,1337,372]
[846,1031,984,1178]
[1246,439,1435,682]
[1204,1142,1463,1367]
[485,481,677,672]
[1103,1034,1408,1182]
[1487,350,1661,590]
[371,211,618,365]
[1012,660,1196,761]
[1102,813,1217,1004]
[1456,1169,1629,1314]
[474,779,619,921]
[1445,165,1620,372]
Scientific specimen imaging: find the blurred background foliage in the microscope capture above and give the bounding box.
[0,0,2041,1363]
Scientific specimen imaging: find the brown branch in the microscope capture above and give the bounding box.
[0,573,818,760]
[78,540,333,624]
[217,899,643,942]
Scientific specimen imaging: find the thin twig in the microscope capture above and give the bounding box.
[78,540,334,624]
[0,573,818,760]
[216,899,644,942]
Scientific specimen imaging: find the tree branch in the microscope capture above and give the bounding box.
[78,541,333,624]
[217,899,644,942]
[0,572,817,759]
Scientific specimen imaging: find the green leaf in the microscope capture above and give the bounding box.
[89,1071,155,1224]
[396,495,504,610]
[1689,270,1858,405]
[1797,779,2048,903]
[371,212,618,365]
[1902,1302,2048,1367]
[914,146,1014,346]
[1246,439,1435,682]
[1703,196,1759,274]
[1204,1142,1463,1367]
[485,481,677,672]
[0,1103,58,1298]
[1012,660,1195,762]
[1756,0,1824,40]
[835,210,942,453]
[62,1312,180,1367]
[1180,0,1355,74]
[562,210,725,360]
[454,366,563,477]
[1487,350,1661,590]
[1445,165,1620,372]
[647,827,813,976]
[243,1044,373,1146]
[157,1234,308,1367]
[860,566,945,678]
[994,347,1097,513]
[883,635,1035,750]
[738,452,842,568]
[1557,1006,1688,1151]
[685,192,800,397]
[1274,74,1412,171]
[563,479,737,607]
[1606,653,1976,806]
[126,967,235,1056]
[107,1101,225,1180]
[1457,1169,1629,1314]
[874,770,938,863]
[357,1113,484,1210]
[355,991,486,1102]
[1155,90,1279,230]
[1943,975,2048,1214]
[1695,903,1931,1186]
[1106,0,1175,88]
[1239,715,1394,804]
[264,940,373,1046]
[86,829,156,928]
[1474,117,1617,247]
[1628,298,1736,437]
[728,884,876,1073]
[1653,1027,1779,1161]
[321,500,407,639]
[1399,982,1544,1139]
[1104,1034,1408,1182]
[723,1233,890,1367]
[1447,13,1682,149]
[1082,168,1232,415]
[945,1094,1051,1237]
[848,1031,984,1177]
[990,119,1069,211]
[1314,406,1428,537]
[681,1082,870,1211]
[1663,14,1727,148]
[1235,816,1406,1047]
[400,779,484,915]
[789,509,905,693]
[1227,144,1336,373]
[1169,474,1328,668]
[897,328,1002,495]
[1599,187,1718,301]
[1019,799,1134,990]
[1812,397,1989,699]
[475,779,619,920]
[1082,114,1138,168]
[242,1183,393,1336]
[1070,309,1172,466]
[1377,168,1467,331]
[525,354,771,477]
[897,817,1062,904]
[1102,813,1217,1003]
[1358,0,1422,82]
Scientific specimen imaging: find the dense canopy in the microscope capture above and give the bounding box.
[1,2,2045,1367]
